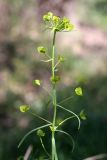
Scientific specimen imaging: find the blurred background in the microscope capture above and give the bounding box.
[0,0,107,159]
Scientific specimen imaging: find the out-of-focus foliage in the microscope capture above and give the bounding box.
[0,0,107,159]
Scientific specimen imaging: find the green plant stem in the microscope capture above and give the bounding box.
[51,29,58,160]
[52,29,57,126]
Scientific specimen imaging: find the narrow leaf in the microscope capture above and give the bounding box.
[57,116,75,127]
[57,104,81,129]
[58,95,73,104]
[18,124,50,148]
[30,112,52,124]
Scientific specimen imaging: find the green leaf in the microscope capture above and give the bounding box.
[19,105,30,113]
[75,87,83,96]
[37,46,46,54]
[58,116,75,127]
[34,79,41,86]
[30,112,52,124]
[37,129,45,137]
[80,110,86,120]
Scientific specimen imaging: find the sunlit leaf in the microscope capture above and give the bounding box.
[75,87,83,96]
[19,105,30,113]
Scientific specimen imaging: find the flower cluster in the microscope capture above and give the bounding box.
[43,12,74,32]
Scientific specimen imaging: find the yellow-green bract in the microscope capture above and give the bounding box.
[80,110,86,120]
[75,87,83,96]
[58,55,65,62]
[37,46,46,54]
[19,105,30,113]
[34,79,41,86]
[37,129,45,137]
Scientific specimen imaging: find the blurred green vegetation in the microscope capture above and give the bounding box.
[0,0,107,159]
[77,0,107,31]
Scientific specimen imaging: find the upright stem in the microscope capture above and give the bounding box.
[52,30,56,79]
[51,29,58,160]
[52,30,57,126]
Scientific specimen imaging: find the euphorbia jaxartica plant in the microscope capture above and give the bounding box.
[18,12,86,160]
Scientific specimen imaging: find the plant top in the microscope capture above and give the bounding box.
[43,12,74,32]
